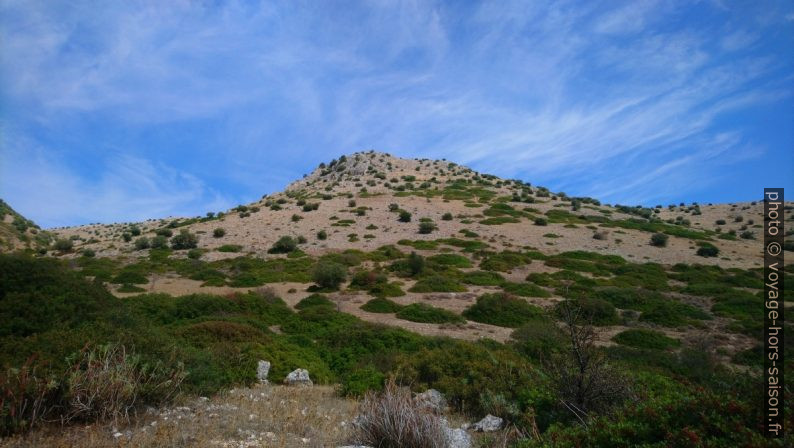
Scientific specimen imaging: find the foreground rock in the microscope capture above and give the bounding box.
[256,360,270,383]
[414,388,448,413]
[472,414,503,432]
[284,368,313,386]
[441,417,472,448]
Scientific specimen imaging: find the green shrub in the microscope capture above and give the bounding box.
[187,248,203,260]
[150,235,168,249]
[427,253,472,268]
[650,233,669,247]
[170,230,198,250]
[134,237,150,250]
[613,329,681,350]
[53,238,73,252]
[317,230,327,240]
[555,298,619,326]
[408,275,466,293]
[398,210,412,222]
[696,243,719,257]
[463,293,544,327]
[463,270,505,286]
[218,244,243,253]
[502,282,551,298]
[441,213,453,221]
[155,228,173,237]
[213,228,226,238]
[81,249,95,258]
[510,320,566,359]
[534,217,548,226]
[312,262,347,289]
[361,298,404,313]
[418,221,436,234]
[295,294,335,310]
[396,303,465,324]
[269,236,298,254]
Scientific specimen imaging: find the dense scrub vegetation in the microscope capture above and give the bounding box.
[1,248,791,445]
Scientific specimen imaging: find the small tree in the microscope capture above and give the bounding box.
[650,233,668,247]
[269,236,297,254]
[170,230,198,250]
[213,228,226,238]
[548,299,630,420]
[313,262,347,289]
[398,210,412,223]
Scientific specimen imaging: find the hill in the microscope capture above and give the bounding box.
[0,199,52,252]
[1,151,791,446]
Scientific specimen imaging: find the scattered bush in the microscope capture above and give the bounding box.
[170,230,198,250]
[361,298,404,313]
[134,237,150,250]
[317,230,328,240]
[441,213,453,221]
[150,235,168,249]
[396,303,465,324]
[213,228,226,238]
[398,210,412,222]
[269,236,298,254]
[408,275,466,293]
[650,233,669,247]
[53,239,73,252]
[534,217,548,226]
[418,221,436,234]
[612,329,681,350]
[696,243,720,257]
[312,261,347,290]
[218,244,243,253]
[463,293,544,327]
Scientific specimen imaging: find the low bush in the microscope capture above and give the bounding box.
[295,294,335,310]
[213,228,226,238]
[463,270,505,286]
[361,298,404,313]
[408,275,466,293]
[170,230,198,250]
[217,244,242,253]
[418,221,436,234]
[312,261,347,290]
[268,236,298,254]
[396,303,465,324]
[398,210,412,222]
[650,233,669,247]
[696,243,719,257]
[463,293,544,327]
[612,329,680,350]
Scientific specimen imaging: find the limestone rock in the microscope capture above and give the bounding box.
[414,388,448,413]
[284,368,313,386]
[472,414,503,432]
[257,360,270,383]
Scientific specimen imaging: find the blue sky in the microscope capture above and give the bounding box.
[1,0,792,228]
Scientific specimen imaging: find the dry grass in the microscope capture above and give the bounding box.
[348,380,448,448]
[0,385,357,448]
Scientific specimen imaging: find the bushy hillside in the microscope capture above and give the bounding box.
[0,200,52,252]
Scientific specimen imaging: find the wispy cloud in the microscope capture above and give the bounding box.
[1,0,792,226]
